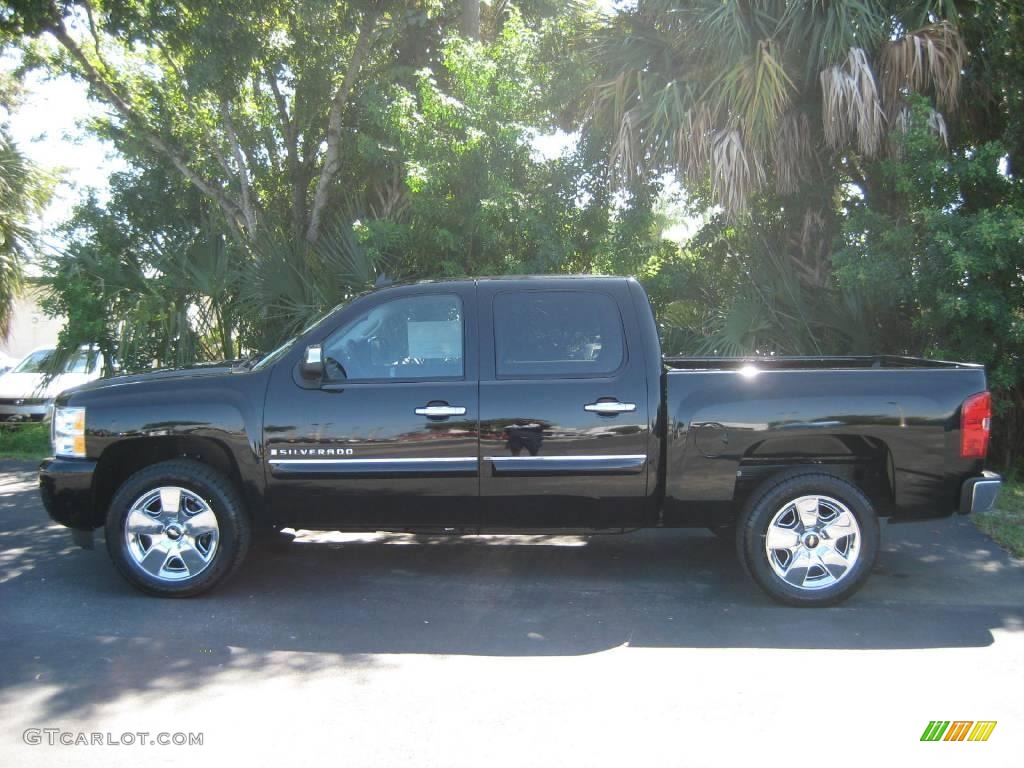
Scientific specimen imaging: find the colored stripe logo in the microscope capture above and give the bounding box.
[921,721,997,742]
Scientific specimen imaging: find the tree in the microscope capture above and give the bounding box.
[0,73,50,338]
[587,0,965,286]
[361,6,613,279]
[2,0,413,245]
[955,0,1024,178]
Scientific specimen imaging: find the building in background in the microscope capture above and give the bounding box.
[0,288,64,363]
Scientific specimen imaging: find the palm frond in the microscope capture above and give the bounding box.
[675,101,715,179]
[710,128,765,217]
[0,135,46,338]
[820,47,885,157]
[704,38,795,154]
[239,220,382,350]
[879,21,966,114]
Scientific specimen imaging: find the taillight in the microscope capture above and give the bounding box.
[960,391,992,459]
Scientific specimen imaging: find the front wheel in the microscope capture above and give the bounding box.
[737,473,879,607]
[105,459,250,597]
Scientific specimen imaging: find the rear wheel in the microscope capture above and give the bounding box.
[105,459,250,597]
[737,472,879,606]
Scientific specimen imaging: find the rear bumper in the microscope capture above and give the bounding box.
[39,456,98,531]
[959,471,1002,515]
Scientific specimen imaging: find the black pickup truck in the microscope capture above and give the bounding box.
[39,276,1002,605]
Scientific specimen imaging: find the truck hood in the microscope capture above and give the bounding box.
[65,363,238,396]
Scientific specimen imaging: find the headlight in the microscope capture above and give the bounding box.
[53,406,86,458]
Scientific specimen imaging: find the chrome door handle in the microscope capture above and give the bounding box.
[415,405,467,417]
[584,400,637,415]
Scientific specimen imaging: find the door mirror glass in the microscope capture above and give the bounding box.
[300,344,324,381]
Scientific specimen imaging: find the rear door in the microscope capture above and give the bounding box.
[477,280,652,528]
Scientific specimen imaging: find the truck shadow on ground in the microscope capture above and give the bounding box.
[1,463,1022,720]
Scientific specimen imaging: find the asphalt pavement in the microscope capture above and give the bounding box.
[1,459,1021,767]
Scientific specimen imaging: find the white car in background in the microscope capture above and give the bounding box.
[0,347,104,421]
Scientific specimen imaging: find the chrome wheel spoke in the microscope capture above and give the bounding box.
[159,487,182,515]
[782,549,814,587]
[818,546,851,580]
[821,511,856,543]
[766,526,800,551]
[184,510,218,537]
[808,551,838,586]
[176,542,210,575]
[126,509,164,537]
[138,540,174,577]
[794,497,820,530]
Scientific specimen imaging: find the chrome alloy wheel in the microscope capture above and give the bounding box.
[124,487,220,582]
[764,495,861,591]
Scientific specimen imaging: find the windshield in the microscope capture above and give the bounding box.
[12,349,54,374]
[251,299,353,371]
[11,348,99,375]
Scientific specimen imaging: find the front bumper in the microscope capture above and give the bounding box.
[0,400,52,420]
[39,456,98,532]
[959,471,1002,515]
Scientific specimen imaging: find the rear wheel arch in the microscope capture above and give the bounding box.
[729,435,895,522]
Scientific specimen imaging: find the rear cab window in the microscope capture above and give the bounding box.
[493,290,626,378]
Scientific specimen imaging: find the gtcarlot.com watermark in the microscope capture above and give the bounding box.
[23,729,203,747]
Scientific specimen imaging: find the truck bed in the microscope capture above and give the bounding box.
[660,361,988,526]
[663,355,981,371]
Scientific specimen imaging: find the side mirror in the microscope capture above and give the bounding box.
[300,344,324,381]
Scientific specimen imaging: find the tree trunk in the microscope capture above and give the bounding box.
[462,0,480,40]
[306,12,379,243]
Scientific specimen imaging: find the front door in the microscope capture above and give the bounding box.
[263,283,479,529]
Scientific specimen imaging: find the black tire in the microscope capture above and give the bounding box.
[737,472,879,607]
[105,459,250,597]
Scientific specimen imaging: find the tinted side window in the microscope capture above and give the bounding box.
[494,290,625,378]
[323,294,463,381]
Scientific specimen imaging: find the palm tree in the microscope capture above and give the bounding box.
[588,0,965,286]
[0,134,47,337]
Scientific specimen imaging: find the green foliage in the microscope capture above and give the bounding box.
[0,422,50,461]
[974,481,1024,559]
[648,208,875,358]
[358,6,610,278]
